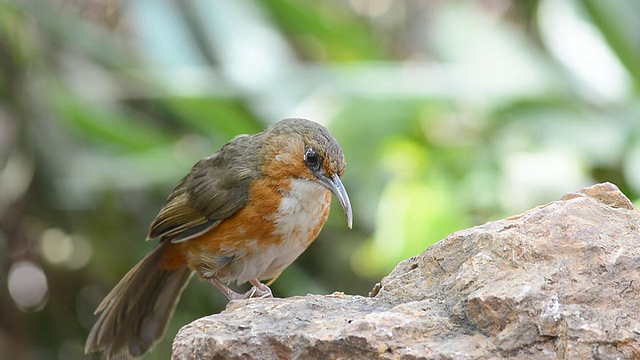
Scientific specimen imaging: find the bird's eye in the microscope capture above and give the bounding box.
[304,147,321,171]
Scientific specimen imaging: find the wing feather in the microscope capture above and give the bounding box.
[147,134,261,242]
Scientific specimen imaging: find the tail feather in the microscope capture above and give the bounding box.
[85,242,192,359]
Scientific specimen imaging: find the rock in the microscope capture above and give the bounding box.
[172,182,640,359]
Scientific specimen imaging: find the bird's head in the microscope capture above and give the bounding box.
[260,118,352,229]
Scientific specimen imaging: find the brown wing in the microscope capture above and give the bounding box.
[147,134,261,243]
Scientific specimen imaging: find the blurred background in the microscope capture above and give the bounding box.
[1,0,639,358]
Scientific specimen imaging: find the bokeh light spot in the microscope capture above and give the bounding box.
[40,228,73,265]
[40,228,93,270]
[8,260,49,311]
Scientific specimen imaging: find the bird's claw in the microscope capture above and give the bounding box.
[206,275,274,300]
[245,281,273,299]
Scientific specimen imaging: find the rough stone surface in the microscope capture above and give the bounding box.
[172,182,640,359]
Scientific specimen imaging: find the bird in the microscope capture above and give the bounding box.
[84,118,353,359]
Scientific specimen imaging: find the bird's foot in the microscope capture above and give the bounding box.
[206,275,247,300]
[206,275,273,300]
[246,279,273,298]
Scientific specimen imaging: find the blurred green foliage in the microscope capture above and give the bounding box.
[1,0,640,359]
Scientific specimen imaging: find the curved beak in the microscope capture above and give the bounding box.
[318,174,353,229]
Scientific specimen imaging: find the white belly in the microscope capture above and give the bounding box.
[233,179,330,283]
